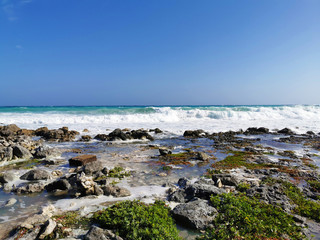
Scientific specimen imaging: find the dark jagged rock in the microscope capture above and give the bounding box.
[33,146,54,159]
[244,127,269,135]
[183,130,206,138]
[0,124,20,137]
[172,198,217,230]
[185,181,226,200]
[94,134,109,141]
[159,148,172,156]
[81,135,92,141]
[212,174,242,187]
[13,145,32,159]
[278,128,295,135]
[69,155,97,166]
[20,169,52,181]
[45,179,71,192]
[35,126,79,142]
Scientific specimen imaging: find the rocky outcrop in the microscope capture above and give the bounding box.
[172,198,217,230]
[278,128,295,135]
[15,182,46,194]
[38,219,56,239]
[35,126,79,142]
[94,128,154,141]
[69,155,97,166]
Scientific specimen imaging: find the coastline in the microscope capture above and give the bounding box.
[0,124,319,239]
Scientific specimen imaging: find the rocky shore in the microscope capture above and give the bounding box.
[0,124,320,239]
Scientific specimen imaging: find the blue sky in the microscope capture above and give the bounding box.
[0,0,319,106]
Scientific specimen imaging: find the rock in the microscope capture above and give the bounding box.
[35,127,79,142]
[159,148,172,156]
[84,226,123,240]
[278,128,294,135]
[0,172,15,183]
[212,174,241,187]
[0,124,20,137]
[178,177,189,188]
[21,214,49,229]
[69,155,97,166]
[83,129,89,132]
[45,179,71,192]
[168,189,188,203]
[83,161,104,175]
[51,170,63,177]
[172,198,217,230]
[40,204,56,217]
[306,131,315,135]
[185,181,226,200]
[84,226,108,240]
[43,159,56,165]
[81,135,92,141]
[94,134,109,141]
[16,182,46,194]
[17,129,34,136]
[38,219,57,239]
[154,128,163,134]
[108,128,129,141]
[102,185,131,197]
[20,169,52,180]
[244,127,269,135]
[4,198,17,207]
[94,185,104,196]
[0,147,13,161]
[13,145,32,159]
[183,130,206,138]
[33,146,54,159]
[196,152,210,161]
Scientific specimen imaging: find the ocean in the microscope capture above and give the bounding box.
[0,105,319,134]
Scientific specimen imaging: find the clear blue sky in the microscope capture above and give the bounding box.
[0,0,319,106]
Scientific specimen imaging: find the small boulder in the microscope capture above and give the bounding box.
[84,226,123,240]
[196,152,210,161]
[0,172,15,183]
[278,128,294,135]
[45,179,71,192]
[172,198,217,230]
[4,198,17,207]
[159,148,172,156]
[20,169,52,181]
[102,185,131,197]
[81,135,92,142]
[69,155,97,166]
[13,145,32,159]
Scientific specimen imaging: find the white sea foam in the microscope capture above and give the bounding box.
[0,105,319,135]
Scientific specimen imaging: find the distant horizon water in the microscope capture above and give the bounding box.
[0,105,319,135]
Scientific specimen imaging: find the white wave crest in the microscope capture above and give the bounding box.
[0,105,319,134]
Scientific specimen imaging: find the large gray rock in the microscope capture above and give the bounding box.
[20,169,52,181]
[84,226,123,240]
[172,198,217,230]
[33,146,54,159]
[13,145,32,159]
